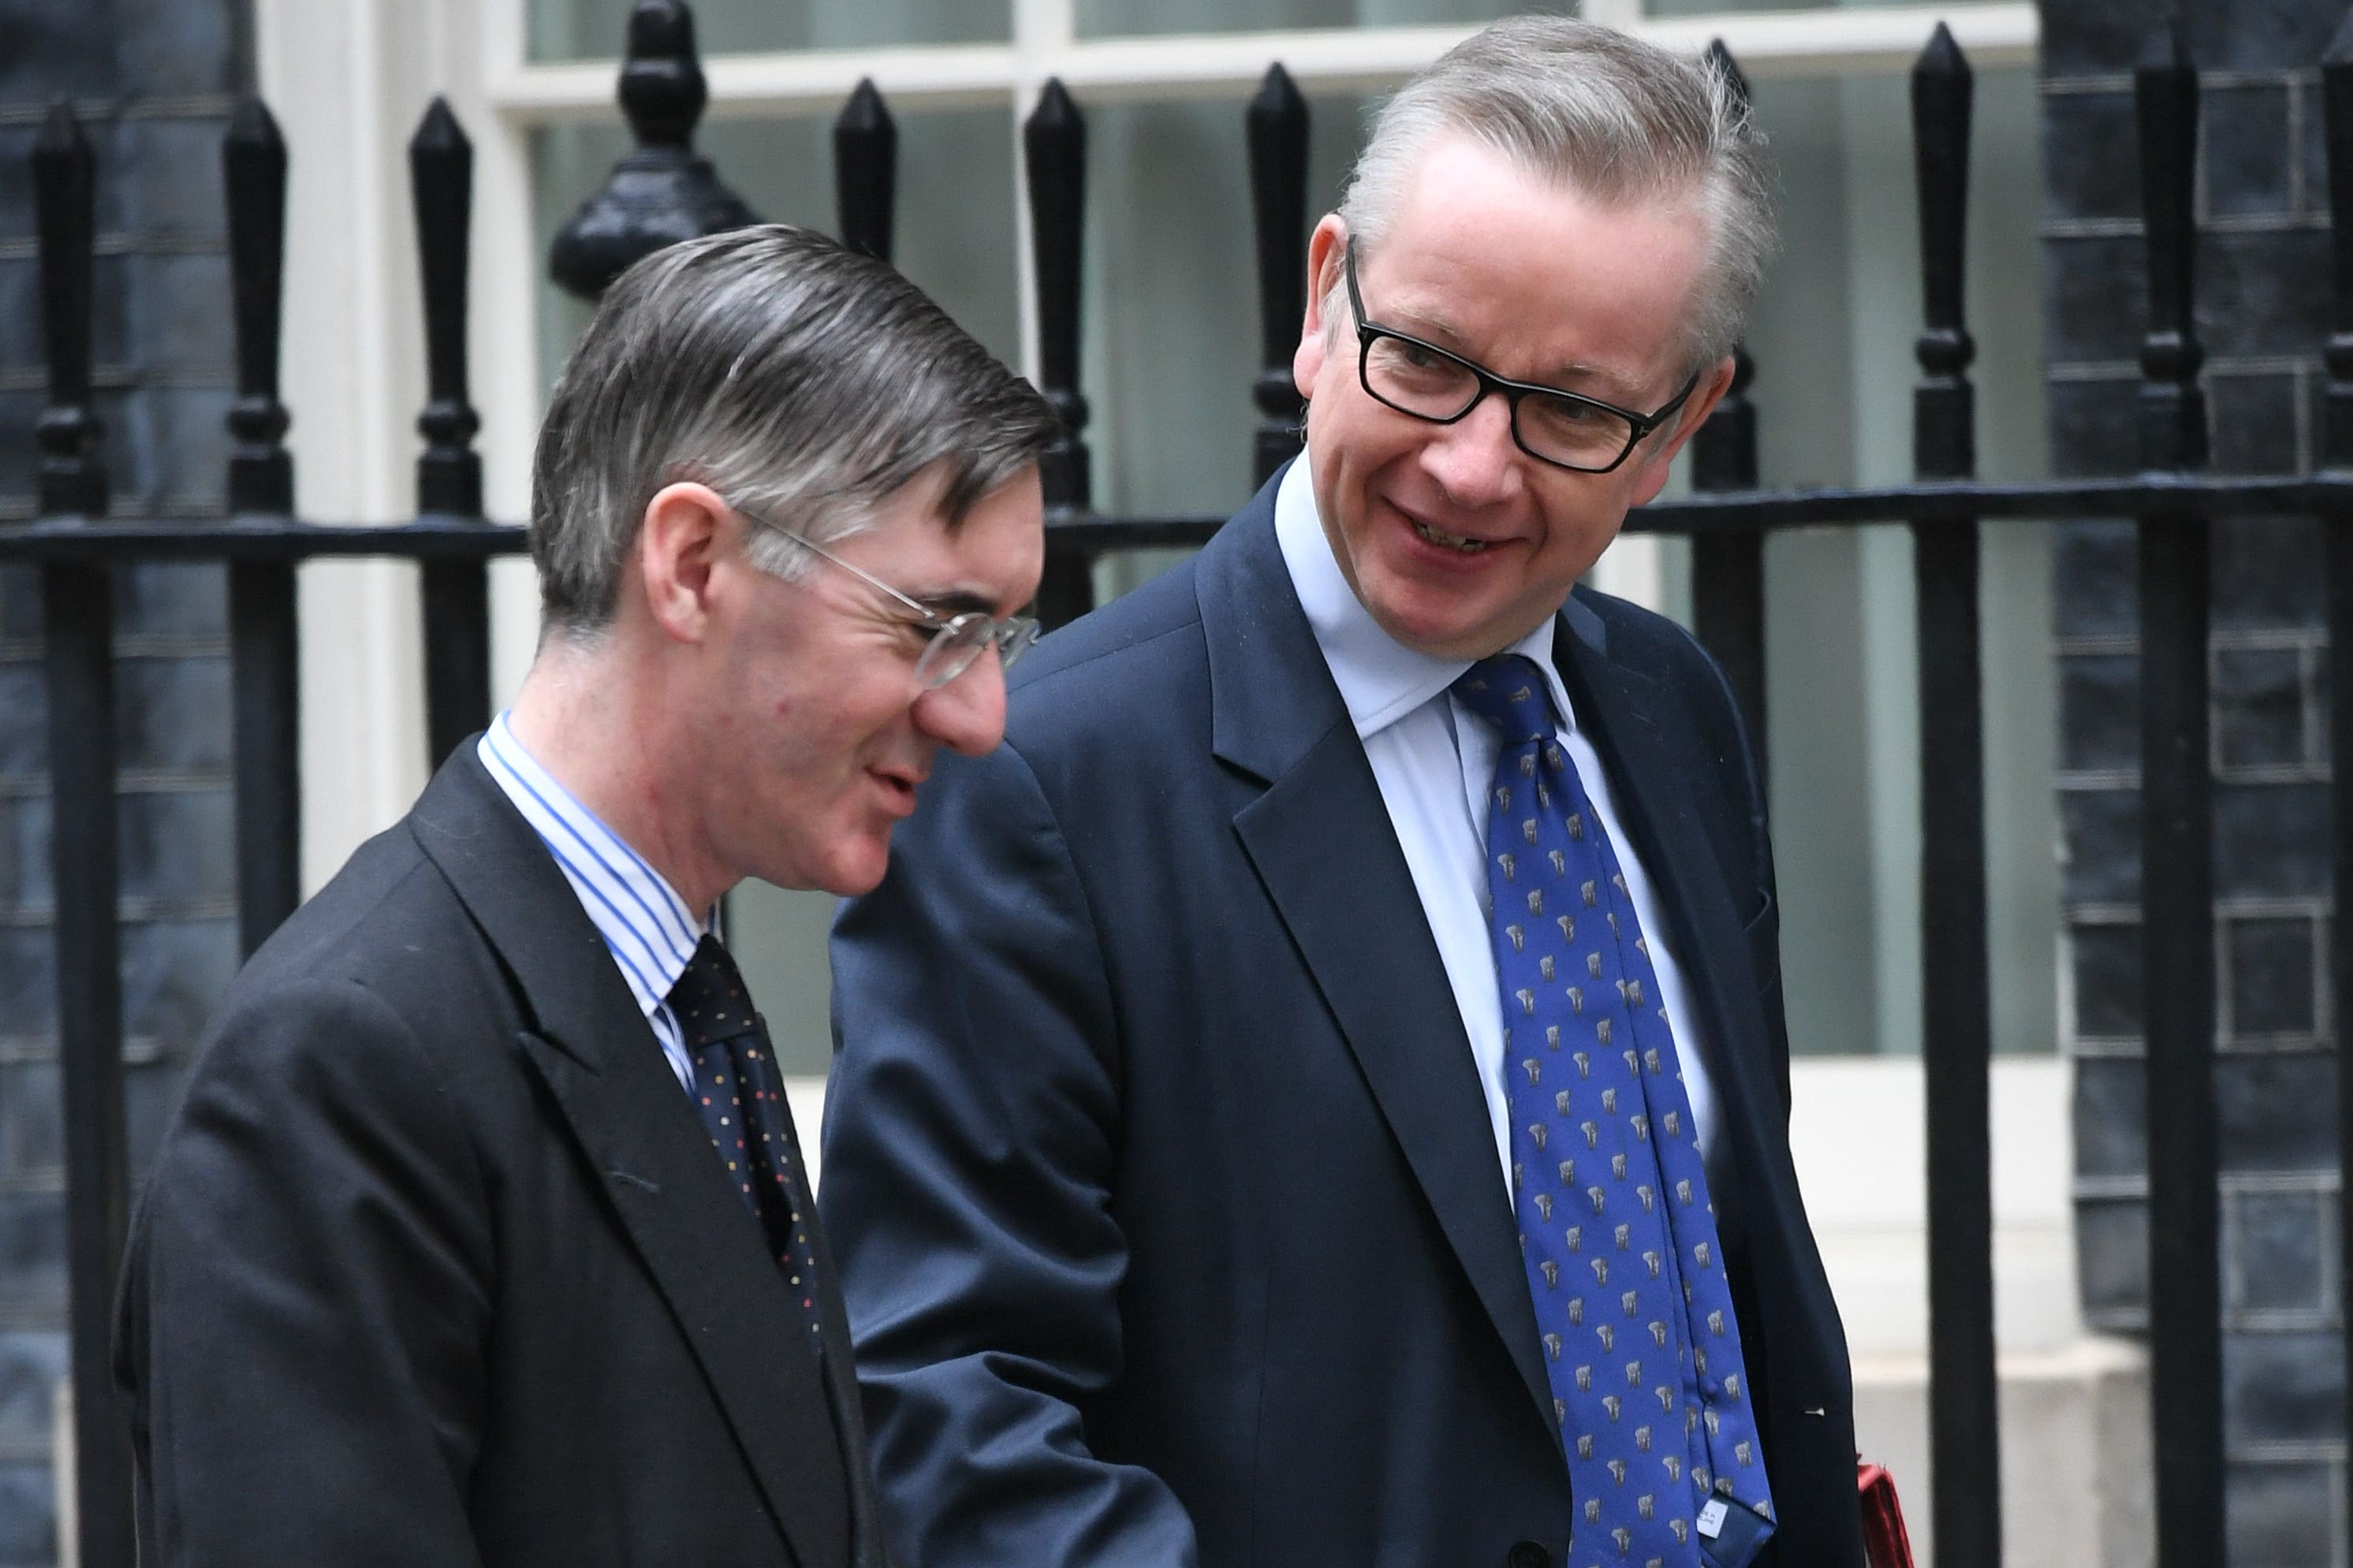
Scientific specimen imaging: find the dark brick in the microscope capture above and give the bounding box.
[3,565,42,642]
[2045,379,2142,479]
[117,788,234,908]
[2077,1195,2149,1318]
[0,0,115,100]
[2219,1051,2337,1172]
[0,1194,63,1313]
[2071,922,2143,1041]
[2039,5,2145,75]
[0,257,37,374]
[115,0,240,96]
[0,389,43,507]
[0,1061,59,1178]
[119,917,237,1048]
[2214,515,2325,632]
[0,663,47,779]
[2225,1330,2345,1445]
[0,1462,52,1565]
[0,1331,64,1449]
[2228,1460,2336,1568]
[2213,646,2307,769]
[2044,233,2147,365]
[116,657,230,774]
[2055,519,2139,637]
[2229,1189,2326,1313]
[0,796,48,914]
[2043,90,2141,223]
[2060,654,2140,774]
[2208,373,2303,476]
[2183,3,2341,72]
[129,252,236,380]
[103,117,229,243]
[2198,229,2330,359]
[2204,84,2295,219]
[2073,1053,2148,1176]
[0,927,57,1042]
[2228,917,2318,1037]
[0,126,31,242]
[2060,787,2141,906]
[2216,780,2328,899]
[115,563,226,639]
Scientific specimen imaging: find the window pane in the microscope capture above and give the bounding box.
[1076,0,1569,40]
[529,107,1018,1073]
[531,0,1009,61]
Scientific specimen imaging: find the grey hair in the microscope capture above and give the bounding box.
[529,224,1060,635]
[1335,16,1775,374]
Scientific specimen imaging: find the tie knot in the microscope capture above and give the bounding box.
[1451,655,1557,746]
[668,933,756,1048]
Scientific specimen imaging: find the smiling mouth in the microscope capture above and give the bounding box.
[1411,516,1494,553]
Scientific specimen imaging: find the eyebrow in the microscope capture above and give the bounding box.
[1378,304,1651,405]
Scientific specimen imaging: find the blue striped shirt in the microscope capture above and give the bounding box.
[478,712,706,1093]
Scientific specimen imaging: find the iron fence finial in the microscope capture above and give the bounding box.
[33,102,106,520]
[1247,62,1309,489]
[835,78,897,263]
[225,95,294,516]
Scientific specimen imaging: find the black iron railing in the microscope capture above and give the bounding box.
[19,6,2353,1567]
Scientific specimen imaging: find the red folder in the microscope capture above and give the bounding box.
[1857,1458,1917,1568]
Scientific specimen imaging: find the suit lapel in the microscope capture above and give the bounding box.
[408,751,853,1568]
[1552,608,1798,1227]
[1198,494,1558,1440]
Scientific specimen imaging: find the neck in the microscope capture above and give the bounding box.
[506,628,733,917]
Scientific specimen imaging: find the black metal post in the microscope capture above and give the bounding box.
[224,97,301,955]
[33,102,134,1568]
[1247,63,1308,490]
[1025,77,1093,628]
[834,78,897,263]
[549,0,760,302]
[412,97,491,769]
[1689,39,1766,771]
[2133,24,2221,1568]
[1908,25,1998,1568]
[2320,8,2353,1467]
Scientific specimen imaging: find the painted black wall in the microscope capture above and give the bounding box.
[0,2,248,1562]
[2043,1,2345,1560]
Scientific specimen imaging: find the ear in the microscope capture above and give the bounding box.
[1292,214,1351,399]
[1627,356,1736,509]
[635,481,735,645]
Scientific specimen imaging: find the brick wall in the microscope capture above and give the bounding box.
[0,2,247,1562]
[2042,1,2346,1561]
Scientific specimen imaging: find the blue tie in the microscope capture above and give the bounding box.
[1452,654,1773,1568]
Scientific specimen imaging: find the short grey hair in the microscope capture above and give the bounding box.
[530,225,1060,634]
[1336,16,1775,374]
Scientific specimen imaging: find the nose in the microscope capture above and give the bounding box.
[1419,385,1524,508]
[912,654,1009,757]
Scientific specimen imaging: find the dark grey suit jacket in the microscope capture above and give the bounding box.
[115,746,886,1567]
[823,471,1868,1568]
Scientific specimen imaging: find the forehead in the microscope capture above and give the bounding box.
[1362,136,1709,396]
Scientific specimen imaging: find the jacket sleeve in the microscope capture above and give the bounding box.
[114,977,494,1567]
[821,739,1200,1568]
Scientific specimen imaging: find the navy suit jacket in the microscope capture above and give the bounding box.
[822,473,1867,1568]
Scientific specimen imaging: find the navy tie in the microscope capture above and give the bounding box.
[1452,654,1773,1568]
[669,935,826,1353]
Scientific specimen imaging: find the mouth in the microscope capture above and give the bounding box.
[1411,517,1495,553]
[871,769,923,815]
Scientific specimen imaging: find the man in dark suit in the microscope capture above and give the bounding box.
[113,225,1057,1566]
[822,20,1868,1568]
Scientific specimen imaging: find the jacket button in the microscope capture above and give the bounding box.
[1506,1543,1552,1568]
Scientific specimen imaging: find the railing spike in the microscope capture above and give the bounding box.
[1024,76,1090,514]
[2135,17,2204,472]
[1702,37,1751,113]
[411,96,481,518]
[224,95,293,515]
[834,76,897,263]
[1247,62,1309,489]
[549,0,760,301]
[2321,6,2353,468]
[1912,20,1975,481]
[32,102,106,520]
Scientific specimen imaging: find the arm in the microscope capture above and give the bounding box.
[114,977,493,1566]
[822,740,1200,1568]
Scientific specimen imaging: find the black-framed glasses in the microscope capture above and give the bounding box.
[733,505,1041,690]
[1343,246,1701,475]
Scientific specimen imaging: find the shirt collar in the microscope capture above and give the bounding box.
[1272,452,1580,741]
[477,711,707,1020]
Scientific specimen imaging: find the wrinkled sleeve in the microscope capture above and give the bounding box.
[822,739,1199,1568]
[114,977,493,1567]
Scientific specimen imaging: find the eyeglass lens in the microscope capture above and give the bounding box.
[1361,337,1635,469]
[911,613,1040,691]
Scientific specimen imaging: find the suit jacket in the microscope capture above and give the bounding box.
[822,472,1867,1568]
[114,746,886,1568]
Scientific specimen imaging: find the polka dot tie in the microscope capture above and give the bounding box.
[669,934,826,1353]
[1452,655,1774,1568]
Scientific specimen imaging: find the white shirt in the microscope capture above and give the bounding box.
[478,713,708,1093]
[1271,457,1720,1192]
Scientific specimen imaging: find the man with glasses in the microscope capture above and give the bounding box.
[825,19,1866,1568]
[114,225,1056,1566]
